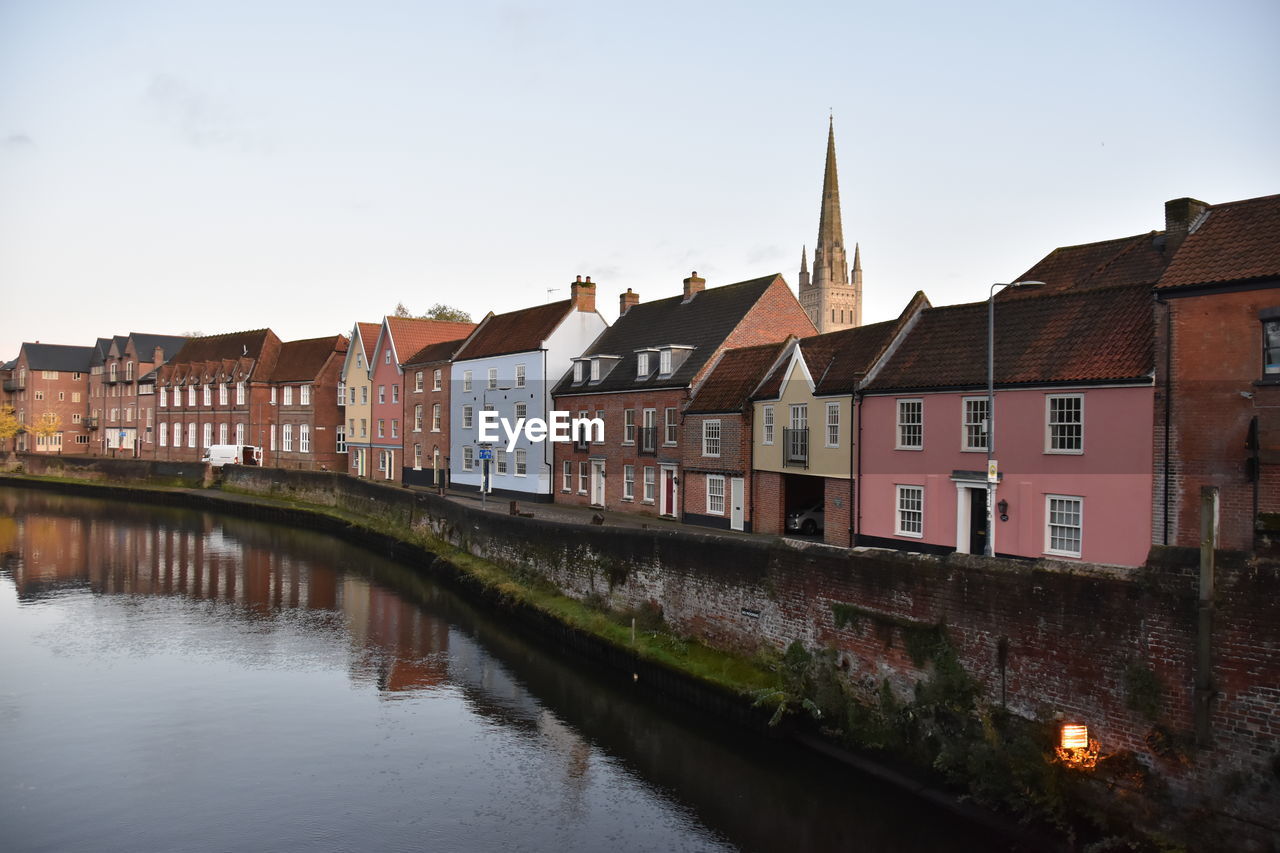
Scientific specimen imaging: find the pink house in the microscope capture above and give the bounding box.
[857,284,1155,567]
[367,316,476,481]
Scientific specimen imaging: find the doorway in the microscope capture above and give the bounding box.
[660,466,677,517]
[968,488,988,555]
[730,477,745,531]
[590,461,605,506]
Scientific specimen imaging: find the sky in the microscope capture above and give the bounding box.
[1,0,1278,359]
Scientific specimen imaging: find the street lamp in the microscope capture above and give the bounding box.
[986,280,1045,557]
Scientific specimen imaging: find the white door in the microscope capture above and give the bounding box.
[590,461,605,506]
[730,477,745,531]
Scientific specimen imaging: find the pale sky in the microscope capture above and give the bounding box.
[2,0,1277,359]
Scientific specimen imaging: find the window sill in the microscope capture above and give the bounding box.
[895,530,924,539]
[1044,449,1085,456]
[1045,549,1081,559]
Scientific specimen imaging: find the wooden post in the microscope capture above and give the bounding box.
[1195,485,1219,745]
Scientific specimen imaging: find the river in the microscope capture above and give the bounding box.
[0,486,1008,852]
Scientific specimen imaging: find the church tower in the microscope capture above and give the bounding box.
[799,118,862,333]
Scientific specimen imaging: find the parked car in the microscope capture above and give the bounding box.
[201,444,262,467]
[786,502,824,535]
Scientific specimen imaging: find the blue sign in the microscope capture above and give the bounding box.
[478,448,492,461]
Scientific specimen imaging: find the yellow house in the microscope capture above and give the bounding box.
[750,293,928,546]
[340,322,380,478]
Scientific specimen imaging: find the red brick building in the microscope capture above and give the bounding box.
[680,340,791,532]
[552,272,815,518]
[400,335,472,488]
[152,329,282,461]
[88,333,187,457]
[265,334,350,471]
[8,343,94,453]
[1152,194,1280,551]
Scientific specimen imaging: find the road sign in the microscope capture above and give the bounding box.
[987,459,999,483]
[478,448,493,461]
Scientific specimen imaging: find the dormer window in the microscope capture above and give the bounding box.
[637,352,649,377]
[656,345,693,378]
[659,349,671,376]
[590,359,601,381]
[573,361,584,383]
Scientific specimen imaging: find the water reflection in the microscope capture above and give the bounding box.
[0,488,1007,853]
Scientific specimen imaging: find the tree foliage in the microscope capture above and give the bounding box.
[0,406,18,446]
[30,411,60,439]
[392,302,472,323]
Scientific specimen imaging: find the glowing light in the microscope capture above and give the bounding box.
[1060,723,1089,750]
[1055,722,1100,769]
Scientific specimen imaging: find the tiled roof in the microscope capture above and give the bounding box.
[864,284,1154,392]
[1000,232,1171,301]
[554,274,784,396]
[269,335,349,382]
[754,292,929,399]
[457,300,576,361]
[384,317,477,364]
[1158,194,1280,289]
[403,337,469,367]
[168,329,275,366]
[89,337,112,367]
[21,343,94,372]
[356,322,381,363]
[687,340,791,414]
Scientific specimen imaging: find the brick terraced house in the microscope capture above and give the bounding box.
[152,329,282,461]
[8,343,94,453]
[680,339,793,532]
[1152,194,1280,551]
[264,334,349,471]
[88,332,187,457]
[553,272,815,518]
[401,334,473,489]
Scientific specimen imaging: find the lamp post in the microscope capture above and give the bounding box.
[479,385,512,509]
[986,280,1045,557]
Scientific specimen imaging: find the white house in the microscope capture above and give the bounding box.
[449,278,607,499]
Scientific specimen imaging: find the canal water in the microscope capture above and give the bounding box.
[0,487,1006,852]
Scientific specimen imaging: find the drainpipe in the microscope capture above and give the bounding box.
[1160,295,1173,545]
[854,391,863,545]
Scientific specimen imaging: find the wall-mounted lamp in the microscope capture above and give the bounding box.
[998,498,1009,522]
[1055,722,1099,769]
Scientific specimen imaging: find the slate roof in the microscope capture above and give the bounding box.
[456,300,576,361]
[269,335,349,382]
[403,337,470,367]
[864,284,1154,392]
[687,340,791,414]
[158,329,280,385]
[129,333,188,362]
[168,329,275,365]
[1000,232,1172,300]
[89,337,113,367]
[1158,194,1280,289]
[21,343,94,372]
[384,317,477,364]
[554,274,785,396]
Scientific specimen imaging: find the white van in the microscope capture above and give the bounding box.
[201,444,263,468]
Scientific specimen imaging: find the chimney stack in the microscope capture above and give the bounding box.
[1164,197,1210,256]
[570,275,597,313]
[682,271,705,302]
[619,288,639,316]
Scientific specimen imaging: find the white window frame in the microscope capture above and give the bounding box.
[763,405,774,445]
[337,382,346,406]
[1045,394,1084,454]
[462,406,474,429]
[235,423,244,445]
[377,385,385,404]
[159,387,167,408]
[578,461,588,495]
[283,385,294,406]
[433,369,442,391]
[573,362,584,383]
[825,401,840,448]
[562,460,573,492]
[495,448,508,475]
[514,448,527,477]
[218,383,228,405]
[462,371,473,392]
[702,420,721,457]
[391,384,399,404]
[896,399,923,450]
[202,422,212,448]
[301,384,311,406]
[590,359,601,381]
[623,409,635,444]
[664,408,678,445]
[414,371,424,393]
[335,426,346,453]
[515,402,527,422]
[462,445,474,470]
[623,464,635,500]
[487,367,498,390]
[1045,494,1083,558]
[219,423,228,445]
[637,352,649,377]
[432,403,441,431]
[414,404,424,432]
[706,474,725,515]
[299,424,310,453]
[282,423,293,452]
[895,485,924,538]
[159,423,167,447]
[385,349,392,365]
[962,397,989,452]
[659,349,672,376]
[202,384,211,406]
[515,364,526,388]
[643,466,656,503]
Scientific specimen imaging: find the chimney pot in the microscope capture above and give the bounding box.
[1164,197,1210,255]
[571,276,597,313]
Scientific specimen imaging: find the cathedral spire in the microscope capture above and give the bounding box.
[800,116,856,333]
[816,116,845,264]
[800,245,808,274]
